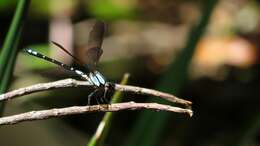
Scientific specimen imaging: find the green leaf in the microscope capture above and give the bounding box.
[0,0,31,115]
[0,0,30,85]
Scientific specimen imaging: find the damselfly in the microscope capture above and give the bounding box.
[25,21,110,104]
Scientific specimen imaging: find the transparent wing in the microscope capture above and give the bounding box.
[84,21,106,70]
[51,41,85,66]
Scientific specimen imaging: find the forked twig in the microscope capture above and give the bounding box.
[0,78,193,125]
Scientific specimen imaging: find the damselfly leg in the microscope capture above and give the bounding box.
[87,88,110,105]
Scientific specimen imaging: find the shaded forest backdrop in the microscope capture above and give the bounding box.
[0,0,260,146]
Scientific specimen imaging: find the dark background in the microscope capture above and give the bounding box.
[0,0,260,146]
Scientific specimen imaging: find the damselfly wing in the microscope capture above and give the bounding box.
[84,21,105,70]
[25,21,107,87]
[83,21,106,87]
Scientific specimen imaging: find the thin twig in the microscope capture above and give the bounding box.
[115,84,191,106]
[0,78,192,106]
[0,102,193,125]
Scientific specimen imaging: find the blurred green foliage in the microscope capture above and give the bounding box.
[125,0,218,146]
[87,0,136,20]
[0,0,16,9]
[0,0,137,19]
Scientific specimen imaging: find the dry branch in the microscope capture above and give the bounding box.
[0,78,192,106]
[0,102,193,125]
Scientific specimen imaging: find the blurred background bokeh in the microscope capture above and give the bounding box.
[0,0,260,146]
